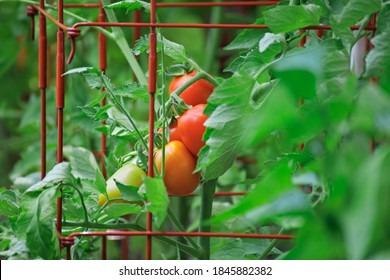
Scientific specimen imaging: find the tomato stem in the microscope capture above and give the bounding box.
[198,178,217,260]
[204,0,223,73]
[100,0,147,85]
[258,228,285,259]
[167,207,200,250]
[62,183,89,224]
[100,73,159,175]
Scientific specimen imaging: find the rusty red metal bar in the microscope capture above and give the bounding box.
[62,1,280,9]
[64,231,294,243]
[98,0,108,260]
[72,21,377,30]
[146,0,158,261]
[99,3,107,179]
[38,1,47,180]
[55,0,65,243]
[102,236,107,260]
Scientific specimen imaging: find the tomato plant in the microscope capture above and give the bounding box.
[1,0,390,262]
[177,104,208,157]
[155,141,200,196]
[169,70,214,106]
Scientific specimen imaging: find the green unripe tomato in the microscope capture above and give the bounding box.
[98,163,146,205]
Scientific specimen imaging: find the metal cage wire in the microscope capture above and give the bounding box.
[25,0,377,260]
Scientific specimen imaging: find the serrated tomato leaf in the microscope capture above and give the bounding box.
[115,180,142,202]
[224,20,267,51]
[140,177,169,228]
[197,72,255,179]
[64,146,99,181]
[102,203,142,219]
[104,0,150,14]
[264,4,321,33]
[17,188,60,259]
[27,162,73,192]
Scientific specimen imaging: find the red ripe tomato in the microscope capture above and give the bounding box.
[169,70,214,106]
[155,141,200,196]
[177,104,208,157]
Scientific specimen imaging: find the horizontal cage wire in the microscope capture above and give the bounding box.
[22,0,378,260]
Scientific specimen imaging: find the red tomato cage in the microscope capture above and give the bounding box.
[25,0,377,260]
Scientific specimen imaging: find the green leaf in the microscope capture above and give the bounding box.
[165,63,192,77]
[108,106,138,134]
[197,72,255,179]
[163,37,188,63]
[258,33,285,54]
[320,45,351,96]
[27,162,72,192]
[0,190,20,218]
[211,163,296,224]
[244,83,298,145]
[244,190,310,227]
[102,203,142,219]
[332,0,381,27]
[112,82,148,101]
[330,0,381,46]
[364,31,390,81]
[64,146,99,181]
[63,67,102,90]
[79,103,110,122]
[141,177,169,228]
[133,35,150,55]
[264,4,322,33]
[225,38,282,76]
[224,20,267,51]
[104,0,150,13]
[63,67,99,76]
[0,239,29,259]
[351,85,390,136]
[95,169,106,194]
[342,147,390,259]
[17,188,60,259]
[115,180,142,202]
[211,238,282,260]
[82,72,102,90]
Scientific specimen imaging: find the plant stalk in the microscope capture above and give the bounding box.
[101,0,147,85]
[259,228,285,259]
[168,207,199,249]
[204,0,223,73]
[198,179,217,260]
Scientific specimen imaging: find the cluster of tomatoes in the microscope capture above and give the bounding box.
[155,70,214,196]
[98,71,214,205]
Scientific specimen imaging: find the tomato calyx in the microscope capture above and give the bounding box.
[165,62,192,77]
